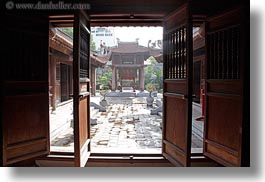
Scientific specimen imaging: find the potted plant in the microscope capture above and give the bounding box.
[145,83,156,106]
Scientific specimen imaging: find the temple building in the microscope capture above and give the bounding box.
[49,28,73,111]
[109,40,161,91]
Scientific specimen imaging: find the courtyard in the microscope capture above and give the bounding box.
[50,93,203,154]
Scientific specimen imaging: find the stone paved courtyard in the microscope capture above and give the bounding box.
[90,97,162,153]
[50,95,203,153]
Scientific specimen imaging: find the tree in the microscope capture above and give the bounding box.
[144,56,163,92]
[97,69,112,90]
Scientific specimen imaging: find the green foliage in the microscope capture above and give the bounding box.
[97,69,112,89]
[148,56,158,64]
[144,57,163,92]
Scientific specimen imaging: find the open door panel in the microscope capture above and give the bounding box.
[204,6,249,167]
[1,13,49,166]
[73,10,91,167]
[162,4,193,167]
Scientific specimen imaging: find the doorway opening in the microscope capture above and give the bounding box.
[46,13,206,162]
[48,25,75,153]
[191,25,205,154]
[47,24,205,155]
[89,26,163,154]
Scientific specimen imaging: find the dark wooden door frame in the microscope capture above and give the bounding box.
[162,3,193,167]
[73,10,91,167]
[203,6,250,167]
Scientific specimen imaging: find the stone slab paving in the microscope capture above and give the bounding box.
[50,96,203,153]
[191,103,204,152]
[90,97,162,153]
[49,101,73,142]
[51,127,74,147]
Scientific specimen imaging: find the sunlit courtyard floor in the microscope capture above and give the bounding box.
[50,95,203,154]
[90,97,162,153]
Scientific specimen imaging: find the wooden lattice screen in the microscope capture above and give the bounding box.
[207,25,240,80]
[164,26,187,79]
[80,25,89,79]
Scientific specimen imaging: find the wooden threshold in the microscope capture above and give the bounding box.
[34,151,219,167]
[87,154,173,167]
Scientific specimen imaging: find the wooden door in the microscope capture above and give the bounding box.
[203,6,249,167]
[1,13,49,166]
[73,10,91,167]
[162,4,193,167]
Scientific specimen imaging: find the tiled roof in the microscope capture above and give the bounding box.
[90,52,111,67]
[111,41,150,53]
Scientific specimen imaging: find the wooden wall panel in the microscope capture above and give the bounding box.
[165,97,187,150]
[4,94,48,145]
[4,27,47,81]
[205,142,239,166]
[207,95,241,150]
[164,145,185,166]
[204,5,249,166]
[3,92,49,165]
[6,139,47,164]
[2,13,49,166]
[207,80,241,94]
[79,98,89,147]
[165,80,187,94]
